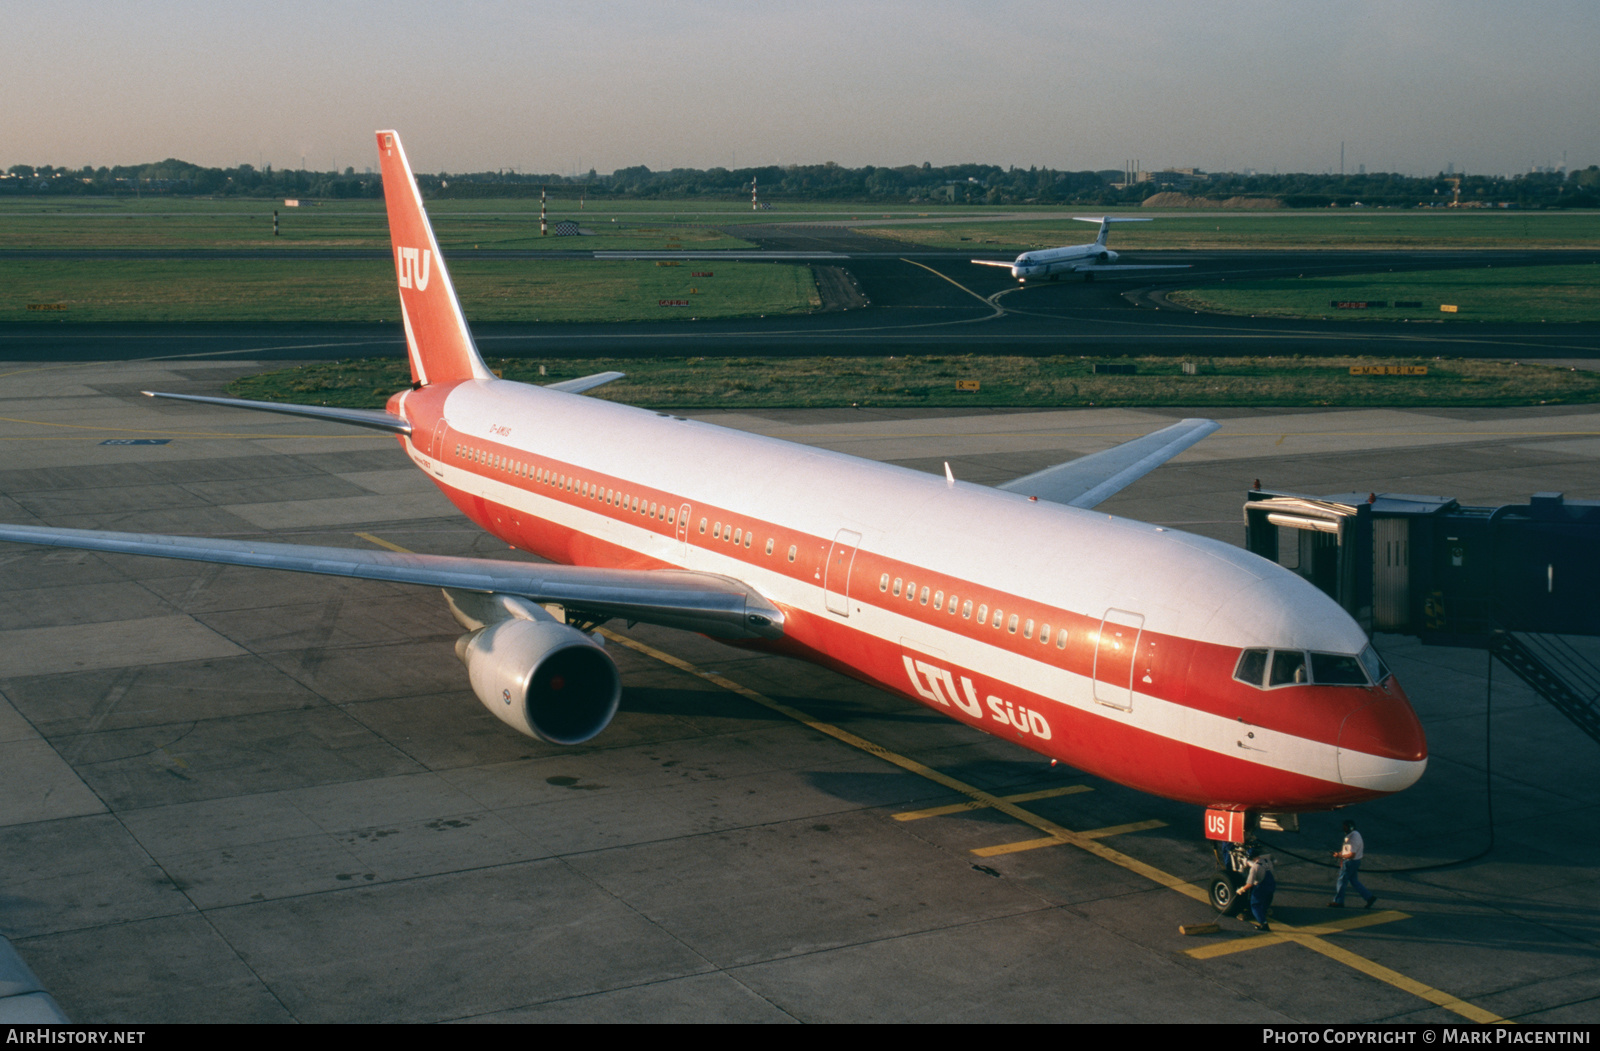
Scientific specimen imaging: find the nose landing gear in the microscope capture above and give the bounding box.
[1210,842,1247,916]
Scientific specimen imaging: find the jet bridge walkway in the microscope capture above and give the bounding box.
[1244,488,1600,749]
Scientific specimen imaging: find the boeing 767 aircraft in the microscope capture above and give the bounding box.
[0,135,1423,904]
[970,216,1190,282]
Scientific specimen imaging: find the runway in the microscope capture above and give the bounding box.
[3,238,1598,363]
[0,358,1597,1023]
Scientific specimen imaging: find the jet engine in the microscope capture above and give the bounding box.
[456,614,621,744]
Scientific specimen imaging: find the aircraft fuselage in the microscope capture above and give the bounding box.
[392,378,1427,812]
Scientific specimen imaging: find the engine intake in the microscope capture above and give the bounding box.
[457,617,621,744]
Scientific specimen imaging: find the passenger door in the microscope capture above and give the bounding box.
[1093,608,1144,710]
[823,529,862,617]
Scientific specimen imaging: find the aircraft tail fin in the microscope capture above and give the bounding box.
[1073,215,1151,248]
[376,130,492,386]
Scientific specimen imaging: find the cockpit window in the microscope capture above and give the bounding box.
[1358,645,1391,684]
[1269,649,1308,687]
[1236,645,1387,690]
[1311,652,1367,686]
[1234,648,1268,688]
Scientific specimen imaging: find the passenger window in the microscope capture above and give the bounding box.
[1039,623,1049,644]
[1023,619,1034,640]
[1269,650,1308,687]
[963,601,973,619]
[1008,614,1019,634]
[734,528,742,544]
[744,535,752,549]
[977,604,987,624]
[1055,628,1067,649]
[699,518,707,534]
[766,539,774,556]
[919,586,929,605]
[893,578,902,597]
[1234,649,1269,688]
[879,574,889,592]
[933,590,943,610]
[714,522,722,539]
[787,545,797,563]
[906,583,916,602]
[993,610,1003,629]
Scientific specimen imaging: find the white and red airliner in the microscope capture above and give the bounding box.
[0,133,1425,855]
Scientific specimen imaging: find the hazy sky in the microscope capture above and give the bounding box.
[6,1,1596,177]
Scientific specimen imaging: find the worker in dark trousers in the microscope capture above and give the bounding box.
[1239,844,1276,931]
[1330,819,1376,908]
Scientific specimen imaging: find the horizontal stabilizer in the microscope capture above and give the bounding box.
[969,259,1017,268]
[0,525,784,641]
[142,391,411,435]
[1073,216,1153,225]
[998,418,1219,509]
[545,371,626,394]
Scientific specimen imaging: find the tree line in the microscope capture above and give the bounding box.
[4,157,1598,208]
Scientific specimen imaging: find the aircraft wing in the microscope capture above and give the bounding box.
[0,525,783,640]
[997,418,1219,509]
[545,370,626,394]
[1072,264,1192,272]
[144,371,626,431]
[969,259,1017,268]
[142,392,412,435]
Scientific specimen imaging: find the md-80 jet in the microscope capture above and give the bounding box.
[0,135,1423,899]
[970,216,1189,282]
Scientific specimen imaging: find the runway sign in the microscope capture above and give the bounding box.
[1350,366,1428,376]
[955,380,980,392]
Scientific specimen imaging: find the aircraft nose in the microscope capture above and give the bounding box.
[1335,678,1428,793]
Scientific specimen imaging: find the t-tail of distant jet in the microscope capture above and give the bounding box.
[377,130,494,386]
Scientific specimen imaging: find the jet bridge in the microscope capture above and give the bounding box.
[1245,488,1600,746]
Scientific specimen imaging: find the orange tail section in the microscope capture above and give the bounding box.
[376,130,491,386]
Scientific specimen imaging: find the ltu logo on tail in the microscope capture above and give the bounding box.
[396,247,432,290]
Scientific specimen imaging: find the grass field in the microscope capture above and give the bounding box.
[12,198,1599,254]
[3,258,819,323]
[228,355,1600,411]
[0,197,985,252]
[0,203,757,253]
[858,211,1600,253]
[1167,264,1600,323]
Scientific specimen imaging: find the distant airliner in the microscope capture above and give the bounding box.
[970,216,1190,282]
[0,134,1422,875]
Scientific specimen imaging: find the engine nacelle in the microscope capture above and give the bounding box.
[457,617,621,744]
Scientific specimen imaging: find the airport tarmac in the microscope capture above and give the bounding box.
[1,359,1598,1023]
